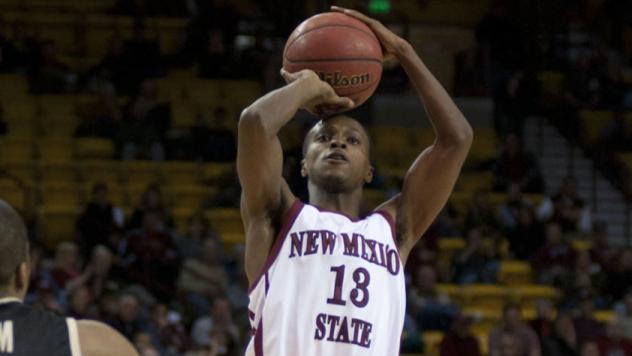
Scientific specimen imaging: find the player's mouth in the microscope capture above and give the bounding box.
[325,151,348,163]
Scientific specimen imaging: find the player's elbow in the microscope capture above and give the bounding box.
[440,121,473,148]
[239,107,265,135]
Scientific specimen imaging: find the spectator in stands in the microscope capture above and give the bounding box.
[452,227,500,284]
[439,314,481,356]
[573,295,604,343]
[0,16,26,73]
[109,294,146,341]
[191,297,240,349]
[121,211,180,301]
[580,342,599,356]
[133,332,159,356]
[67,286,96,320]
[530,298,555,343]
[498,183,533,230]
[77,245,126,300]
[537,176,591,234]
[195,107,237,162]
[604,248,632,303]
[588,221,617,273]
[29,40,76,93]
[146,304,189,354]
[50,241,81,290]
[118,21,162,95]
[595,319,632,355]
[506,205,546,260]
[465,190,500,236]
[174,213,216,260]
[408,265,458,331]
[532,222,576,286]
[75,92,121,139]
[541,312,579,356]
[128,183,173,230]
[493,134,544,194]
[177,237,228,315]
[76,183,125,259]
[198,29,234,79]
[488,303,541,356]
[598,110,632,153]
[119,79,171,161]
[615,289,632,340]
[92,34,127,95]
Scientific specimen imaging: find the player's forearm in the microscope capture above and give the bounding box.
[240,77,317,139]
[396,43,473,145]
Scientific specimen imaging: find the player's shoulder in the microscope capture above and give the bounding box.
[77,320,138,356]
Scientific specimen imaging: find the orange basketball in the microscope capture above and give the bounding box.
[283,12,383,109]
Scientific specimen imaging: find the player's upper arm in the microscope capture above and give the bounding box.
[237,108,286,217]
[77,320,138,356]
[390,133,472,262]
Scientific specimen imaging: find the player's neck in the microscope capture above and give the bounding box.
[0,290,23,303]
[308,186,363,219]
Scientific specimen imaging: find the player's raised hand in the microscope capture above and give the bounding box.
[280,68,354,116]
[331,5,409,57]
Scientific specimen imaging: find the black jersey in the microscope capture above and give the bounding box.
[0,298,80,356]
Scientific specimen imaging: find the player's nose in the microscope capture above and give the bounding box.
[330,139,346,149]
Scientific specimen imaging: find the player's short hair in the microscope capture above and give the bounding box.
[0,200,29,292]
[301,115,371,157]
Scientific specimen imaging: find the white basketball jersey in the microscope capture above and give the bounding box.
[245,200,406,356]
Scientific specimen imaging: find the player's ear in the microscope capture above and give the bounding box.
[301,159,308,178]
[365,165,374,184]
[15,262,29,293]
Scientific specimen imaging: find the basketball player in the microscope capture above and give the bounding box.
[0,199,138,356]
[238,6,473,356]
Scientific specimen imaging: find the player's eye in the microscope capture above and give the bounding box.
[316,134,330,142]
[348,136,360,145]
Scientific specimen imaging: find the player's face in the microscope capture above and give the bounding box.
[302,116,372,193]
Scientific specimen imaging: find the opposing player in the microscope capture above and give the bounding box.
[238,6,473,356]
[0,199,138,356]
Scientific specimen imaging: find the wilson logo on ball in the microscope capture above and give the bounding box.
[317,71,370,87]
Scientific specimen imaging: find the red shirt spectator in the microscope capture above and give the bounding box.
[440,315,481,356]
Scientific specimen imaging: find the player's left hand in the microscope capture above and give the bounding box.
[331,5,410,58]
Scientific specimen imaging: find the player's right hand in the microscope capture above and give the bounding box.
[280,68,354,116]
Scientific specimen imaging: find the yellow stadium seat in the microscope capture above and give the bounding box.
[498,260,532,285]
[40,115,79,137]
[0,139,34,163]
[457,171,493,192]
[463,306,502,333]
[37,138,74,162]
[0,162,35,184]
[474,331,489,355]
[421,331,444,356]
[171,100,198,127]
[201,163,235,183]
[580,110,612,145]
[523,193,545,206]
[78,160,120,185]
[437,237,465,264]
[38,205,79,249]
[436,283,463,305]
[37,161,77,184]
[40,181,84,208]
[468,130,497,164]
[571,239,592,252]
[463,284,509,308]
[76,138,115,159]
[38,95,76,116]
[121,161,161,185]
[220,231,245,245]
[0,178,28,211]
[511,285,559,308]
[205,208,243,235]
[594,310,616,323]
[161,161,201,185]
[167,184,214,210]
[0,74,29,99]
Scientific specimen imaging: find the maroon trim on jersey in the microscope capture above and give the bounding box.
[254,318,263,356]
[248,199,304,293]
[375,210,396,243]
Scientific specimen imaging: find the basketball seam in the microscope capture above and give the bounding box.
[284,57,383,64]
[284,24,381,57]
[341,80,380,97]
